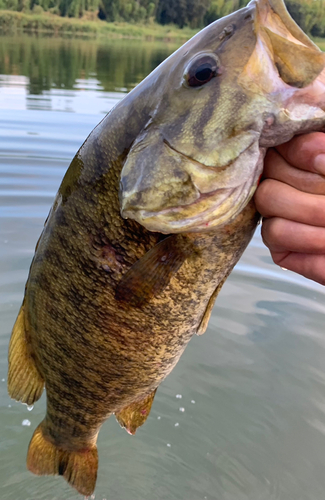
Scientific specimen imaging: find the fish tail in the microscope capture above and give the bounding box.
[8,304,44,405]
[27,421,98,496]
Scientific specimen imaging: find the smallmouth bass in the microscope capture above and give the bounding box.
[7,0,325,495]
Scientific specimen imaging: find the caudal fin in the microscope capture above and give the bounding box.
[27,422,98,496]
[8,305,44,405]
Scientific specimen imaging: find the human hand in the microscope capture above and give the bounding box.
[254,132,325,285]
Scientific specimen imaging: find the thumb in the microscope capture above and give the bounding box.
[276,132,325,175]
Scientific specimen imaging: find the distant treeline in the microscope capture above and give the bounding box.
[0,0,324,36]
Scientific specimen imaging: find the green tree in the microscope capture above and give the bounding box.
[204,0,248,25]
[156,0,187,28]
[186,0,209,27]
[1,0,325,37]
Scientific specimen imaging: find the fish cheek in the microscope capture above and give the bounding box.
[120,128,199,216]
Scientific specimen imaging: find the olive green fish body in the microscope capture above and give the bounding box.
[24,119,258,448]
[7,0,325,495]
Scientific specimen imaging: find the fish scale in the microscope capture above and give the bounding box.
[7,0,325,495]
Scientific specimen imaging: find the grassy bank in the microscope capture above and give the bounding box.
[313,38,325,51]
[0,10,324,46]
[0,10,198,41]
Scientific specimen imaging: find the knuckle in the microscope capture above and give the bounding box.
[254,179,275,215]
[271,252,286,267]
[261,217,286,249]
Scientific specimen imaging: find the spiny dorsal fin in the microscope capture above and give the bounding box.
[115,389,157,435]
[115,235,195,307]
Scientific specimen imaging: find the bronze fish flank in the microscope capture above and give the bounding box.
[7,0,325,495]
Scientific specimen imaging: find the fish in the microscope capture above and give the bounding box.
[7,0,325,495]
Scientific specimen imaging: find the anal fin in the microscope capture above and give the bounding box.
[27,421,98,496]
[115,389,157,435]
[7,304,44,405]
[196,275,228,336]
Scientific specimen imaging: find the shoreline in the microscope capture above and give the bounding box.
[0,10,323,47]
[0,10,198,42]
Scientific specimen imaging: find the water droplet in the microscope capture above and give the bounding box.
[8,404,11,408]
[4,240,8,244]
[179,407,185,412]
[174,422,179,427]
[1,378,5,382]
[27,405,34,411]
[191,400,196,404]
[157,416,161,420]
[22,419,31,426]
[166,443,171,447]
[176,394,182,399]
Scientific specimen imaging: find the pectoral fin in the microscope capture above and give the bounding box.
[196,275,228,336]
[115,389,157,435]
[115,235,193,307]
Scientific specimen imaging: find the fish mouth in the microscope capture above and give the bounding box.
[121,136,263,234]
[134,185,242,233]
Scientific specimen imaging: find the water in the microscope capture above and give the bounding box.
[1,33,325,500]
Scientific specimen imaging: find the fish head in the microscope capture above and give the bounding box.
[120,0,325,234]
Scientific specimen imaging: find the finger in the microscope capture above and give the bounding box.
[275,132,325,175]
[255,179,325,227]
[268,251,325,286]
[261,218,325,254]
[263,148,325,195]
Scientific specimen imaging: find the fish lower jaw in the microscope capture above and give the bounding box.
[124,182,257,234]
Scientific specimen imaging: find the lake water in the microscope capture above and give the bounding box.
[1,33,325,500]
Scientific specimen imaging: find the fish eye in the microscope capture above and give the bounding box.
[184,54,220,88]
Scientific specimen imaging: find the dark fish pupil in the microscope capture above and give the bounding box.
[195,65,213,82]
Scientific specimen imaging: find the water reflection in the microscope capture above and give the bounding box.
[0,35,179,114]
[0,34,179,94]
[0,75,124,114]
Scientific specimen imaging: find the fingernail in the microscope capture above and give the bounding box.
[314,154,325,175]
